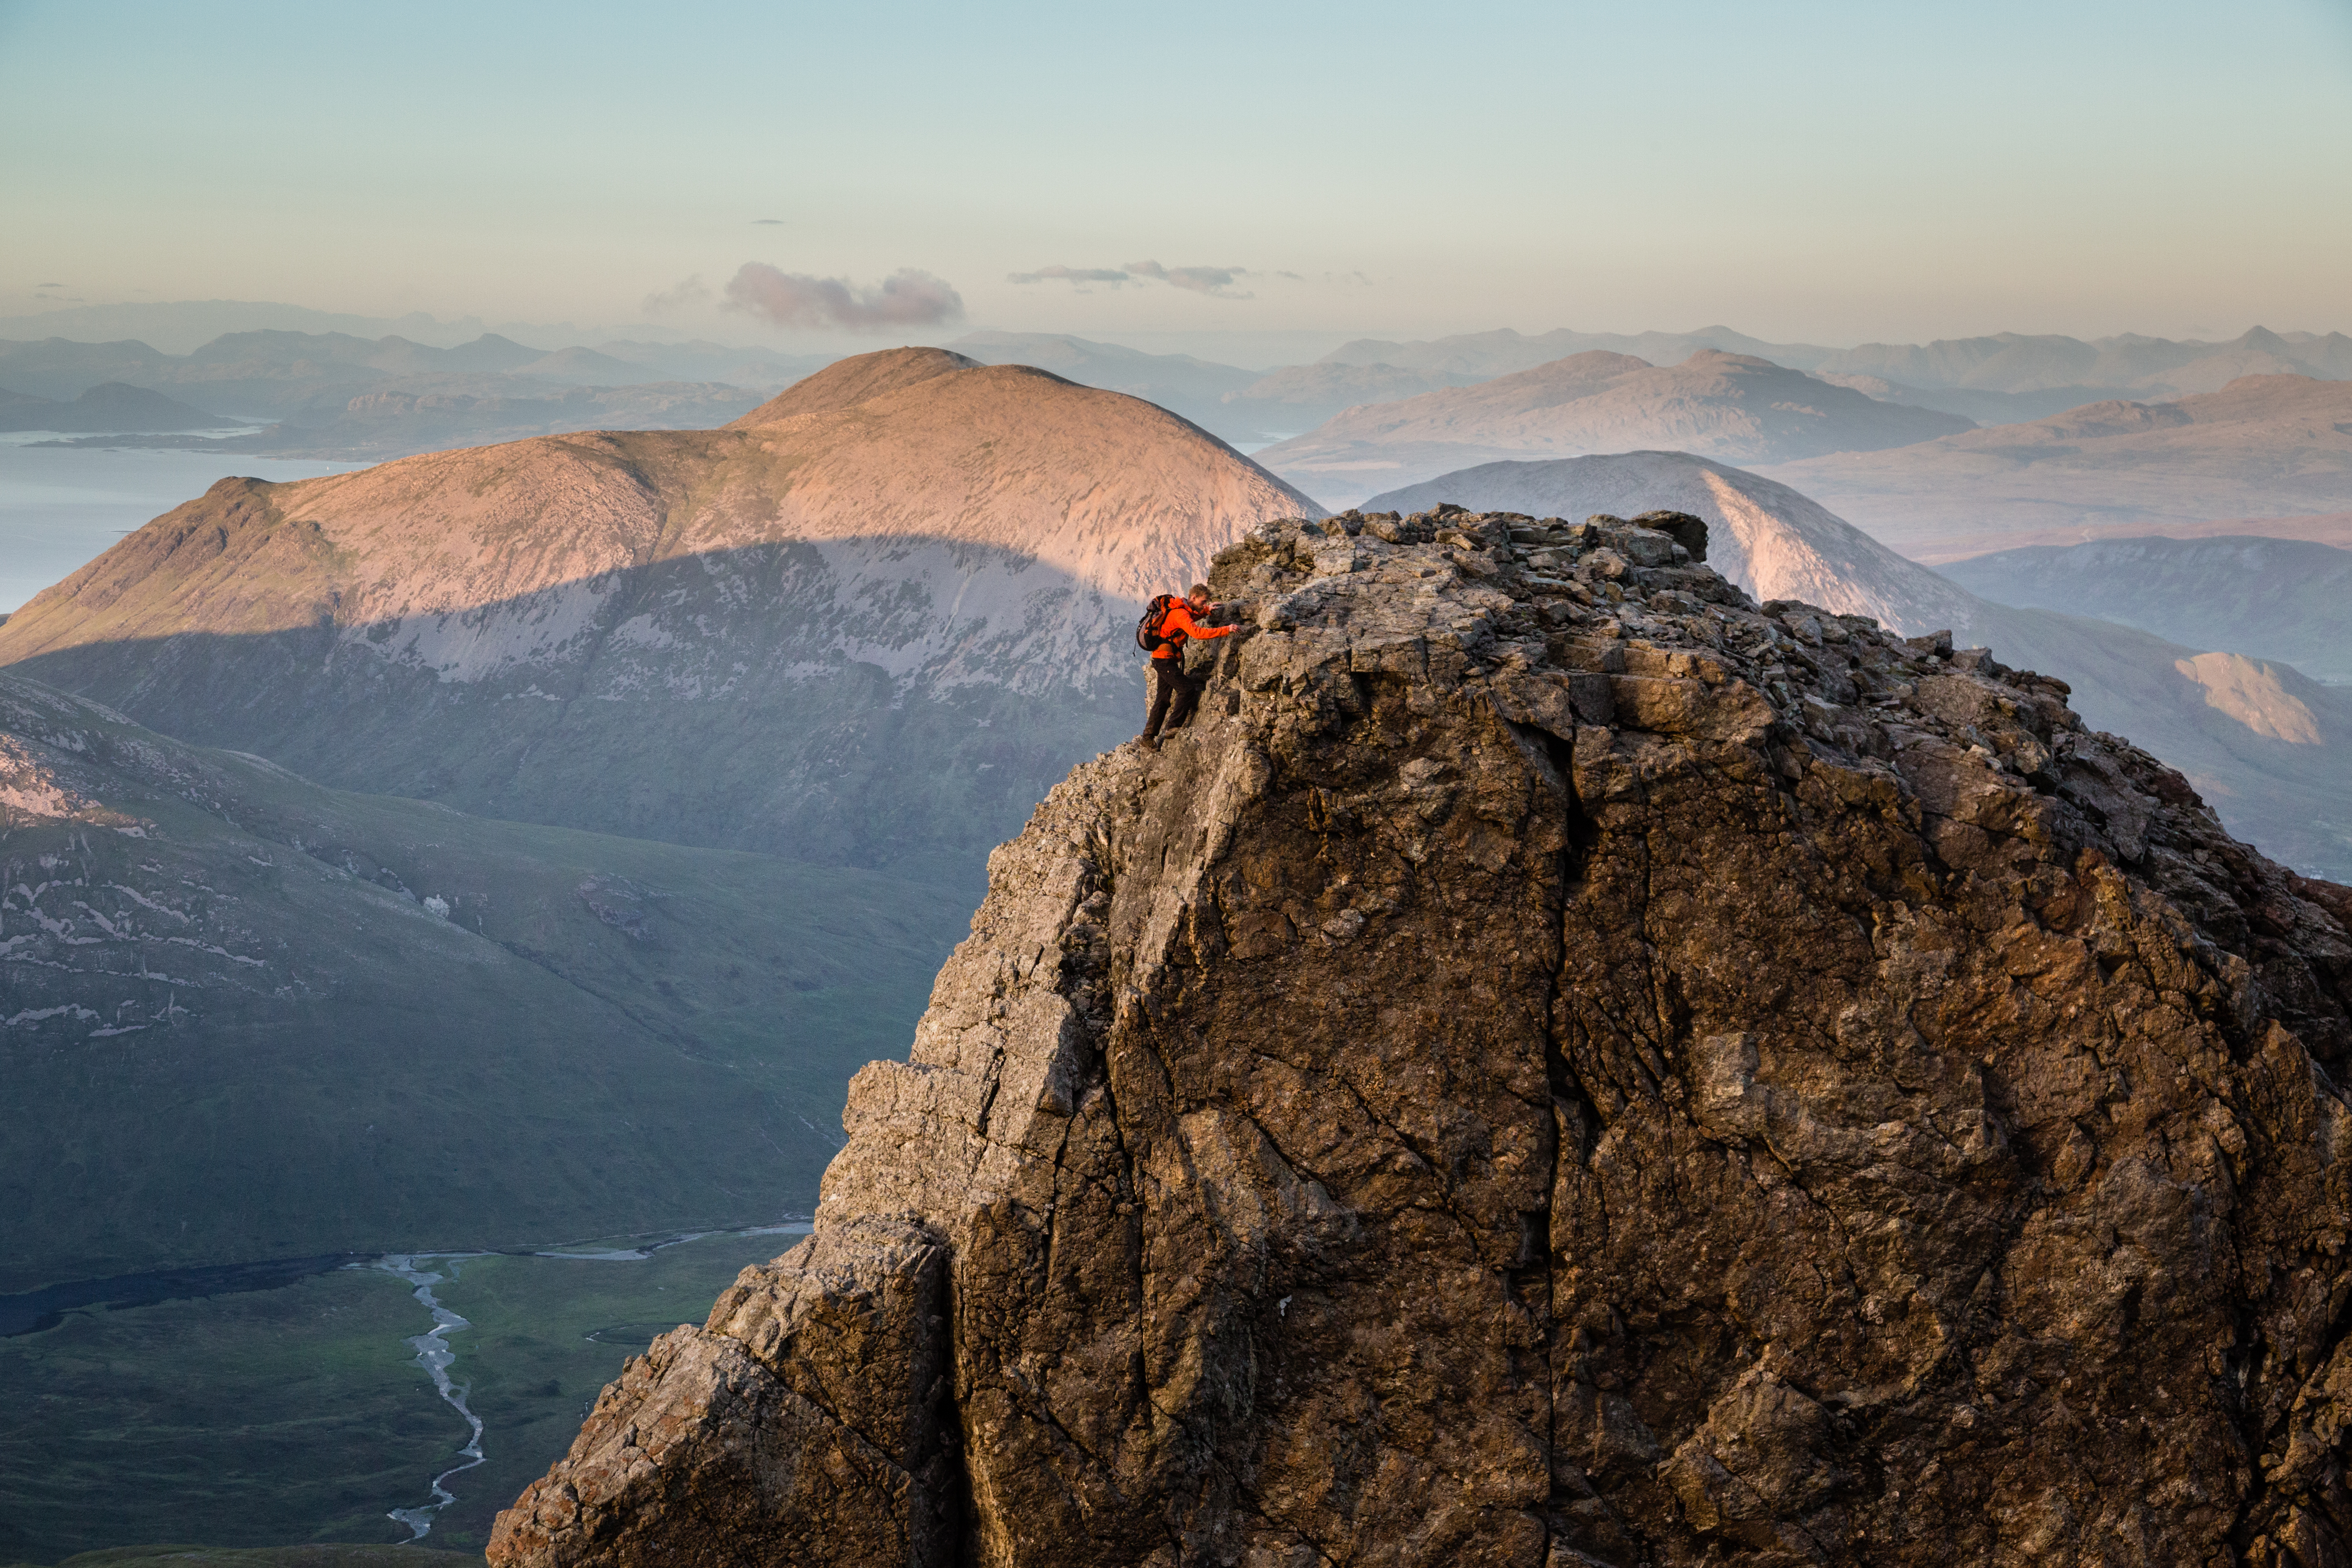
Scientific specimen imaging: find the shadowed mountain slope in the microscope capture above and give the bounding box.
[0,673,961,1291]
[1258,350,1970,507]
[1942,534,2352,685]
[1363,452,2352,879]
[0,350,1316,881]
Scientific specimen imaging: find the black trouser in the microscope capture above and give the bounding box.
[1143,658,1204,739]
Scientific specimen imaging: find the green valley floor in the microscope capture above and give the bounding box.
[0,1226,810,1564]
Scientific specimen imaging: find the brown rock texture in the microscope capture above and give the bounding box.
[493,506,2352,1567]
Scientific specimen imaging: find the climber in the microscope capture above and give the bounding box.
[1136,584,1234,752]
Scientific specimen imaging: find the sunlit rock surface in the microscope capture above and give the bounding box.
[496,508,2352,1567]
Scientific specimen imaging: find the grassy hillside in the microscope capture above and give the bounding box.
[0,674,967,1291]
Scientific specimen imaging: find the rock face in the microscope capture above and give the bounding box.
[494,508,2352,1566]
[1358,454,2352,883]
[1361,452,1983,635]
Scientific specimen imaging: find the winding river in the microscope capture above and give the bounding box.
[370,1221,813,1541]
[376,1254,489,1541]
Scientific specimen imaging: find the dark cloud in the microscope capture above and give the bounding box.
[722,263,965,332]
[1007,265,1131,285]
[642,276,712,314]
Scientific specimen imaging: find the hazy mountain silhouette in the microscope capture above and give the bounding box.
[0,381,237,432]
[1761,373,2352,560]
[0,329,831,458]
[1315,325,1842,375]
[1944,534,2352,684]
[1260,351,1971,507]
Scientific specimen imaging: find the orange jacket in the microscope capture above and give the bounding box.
[1151,601,1233,659]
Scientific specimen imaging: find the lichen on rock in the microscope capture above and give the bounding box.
[492,507,2352,1567]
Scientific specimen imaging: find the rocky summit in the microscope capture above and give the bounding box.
[491,506,2352,1566]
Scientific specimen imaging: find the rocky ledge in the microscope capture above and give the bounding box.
[491,508,2352,1567]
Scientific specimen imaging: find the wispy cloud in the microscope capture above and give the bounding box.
[751,218,786,225]
[1007,265,1131,285]
[722,263,965,332]
[1007,260,1254,298]
[1125,260,1250,297]
[642,276,712,314]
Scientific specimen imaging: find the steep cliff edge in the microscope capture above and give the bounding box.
[492,508,2352,1566]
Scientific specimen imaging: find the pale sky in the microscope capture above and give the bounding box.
[4,0,2349,352]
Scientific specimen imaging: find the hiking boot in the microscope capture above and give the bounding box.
[1136,734,1159,753]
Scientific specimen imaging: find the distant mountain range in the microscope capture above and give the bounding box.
[1816,325,2352,396]
[1315,324,2352,428]
[1362,451,2352,882]
[0,329,833,458]
[1317,324,1844,375]
[0,299,706,356]
[42,378,774,460]
[1258,351,1973,507]
[1758,374,2352,561]
[946,331,1259,433]
[1322,323,2350,388]
[0,381,236,433]
[12,312,2345,463]
[0,329,833,410]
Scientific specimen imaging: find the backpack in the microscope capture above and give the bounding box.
[1136,594,1180,654]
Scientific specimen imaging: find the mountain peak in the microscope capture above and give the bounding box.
[491,508,2352,1568]
[728,345,982,426]
[0,344,1313,875]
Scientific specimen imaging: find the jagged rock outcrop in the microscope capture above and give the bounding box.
[1359,453,2352,882]
[493,507,2352,1566]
